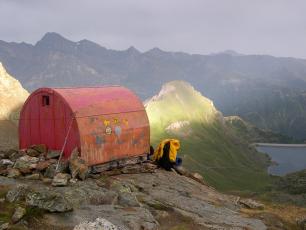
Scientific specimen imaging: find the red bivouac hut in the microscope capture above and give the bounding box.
[19,86,150,166]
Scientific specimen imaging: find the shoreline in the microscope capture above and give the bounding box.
[254,143,306,148]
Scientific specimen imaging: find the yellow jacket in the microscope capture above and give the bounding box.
[152,139,180,162]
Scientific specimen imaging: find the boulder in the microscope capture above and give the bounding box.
[7,168,21,178]
[0,159,14,167]
[26,148,40,157]
[26,190,73,212]
[11,206,26,224]
[52,173,71,187]
[30,144,47,154]
[14,155,39,174]
[44,161,69,178]
[239,198,264,209]
[46,150,61,159]
[42,177,53,184]
[0,168,8,176]
[44,164,56,178]
[25,173,40,180]
[69,148,88,180]
[36,160,56,171]
[73,218,122,230]
[6,184,30,203]
[8,150,23,162]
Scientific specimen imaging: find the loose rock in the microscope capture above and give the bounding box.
[8,150,23,162]
[30,144,47,154]
[36,160,54,171]
[46,150,61,159]
[11,206,26,224]
[25,173,40,180]
[6,184,30,203]
[26,148,40,157]
[69,148,88,180]
[44,164,56,178]
[44,160,68,178]
[26,190,73,212]
[52,173,71,186]
[42,177,53,184]
[74,217,124,230]
[192,172,203,181]
[0,168,7,176]
[14,155,39,174]
[239,198,265,209]
[0,159,14,167]
[7,168,21,178]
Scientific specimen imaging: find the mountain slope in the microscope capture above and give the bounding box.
[1,33,306,138]
[0,63,29,149]
[225,116,298,144]
[145,81,271,191]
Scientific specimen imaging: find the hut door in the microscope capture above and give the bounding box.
[39,92,55,148]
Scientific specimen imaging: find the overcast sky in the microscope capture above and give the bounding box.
[0,0,305,58]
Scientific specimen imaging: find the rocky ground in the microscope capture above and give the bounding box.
[0,146,303,230]
[0,169,268,230]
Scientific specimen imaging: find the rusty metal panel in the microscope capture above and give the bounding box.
[78,110,150,166]
[19,88,81,157]
[19,86,150,166]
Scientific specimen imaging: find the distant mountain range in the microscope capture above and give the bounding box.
[1,32,306,139]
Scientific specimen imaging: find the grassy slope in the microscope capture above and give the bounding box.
[146,81,271,191]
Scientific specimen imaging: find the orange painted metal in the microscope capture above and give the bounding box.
[19,86,150,166]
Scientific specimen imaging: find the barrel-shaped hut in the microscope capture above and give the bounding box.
[19,86,150,166]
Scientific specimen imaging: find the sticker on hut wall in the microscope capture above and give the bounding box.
[122,118,129,126]
[95,135,104,145]
[104,120,110,126]
[105,126,112,135]
[114,126,122,137]
[113,118,120,124]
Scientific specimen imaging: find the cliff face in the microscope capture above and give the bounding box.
[0,63,28,149]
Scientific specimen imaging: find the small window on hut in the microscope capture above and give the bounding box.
[42,95,50,106]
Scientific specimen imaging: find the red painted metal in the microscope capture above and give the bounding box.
[19,86,150,166]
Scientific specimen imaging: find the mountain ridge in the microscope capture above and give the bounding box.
[2,32,306,139]
[146,80,271,191]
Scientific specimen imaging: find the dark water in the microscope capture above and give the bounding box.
[256,146,306,176]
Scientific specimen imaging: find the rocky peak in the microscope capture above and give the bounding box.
[145,47,166,56]
[77,39,107,51]
[125,46,141,55]
[145,80,220,129]
[0,62,28,120]
[35,32,76,52]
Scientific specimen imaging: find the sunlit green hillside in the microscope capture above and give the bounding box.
[146,81,271,191]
